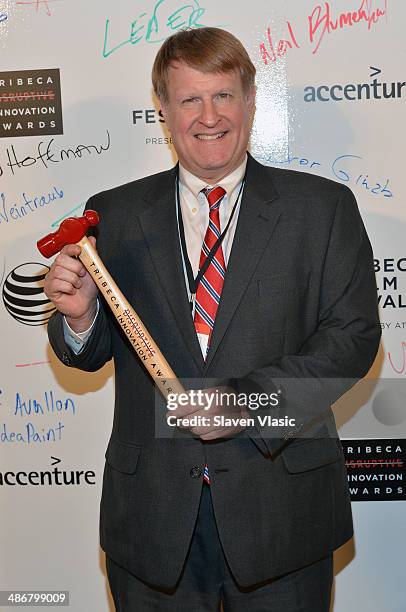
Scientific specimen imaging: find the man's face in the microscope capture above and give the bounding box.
[160,62,255,183]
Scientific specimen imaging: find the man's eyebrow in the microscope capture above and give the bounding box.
[180,88,237,97]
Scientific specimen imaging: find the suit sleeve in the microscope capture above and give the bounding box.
[238,185,381,455]
[47,299,113,371]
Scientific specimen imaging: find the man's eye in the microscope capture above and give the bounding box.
[217,92,231,100]
[183,97,199,104]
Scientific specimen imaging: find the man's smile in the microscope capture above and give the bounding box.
[194,131,227,140]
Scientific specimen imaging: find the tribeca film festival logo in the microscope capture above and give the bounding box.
[2,262,56,326]
[342,439,405,501]
[375,257,406,309]
[0,68,63,138]
[303,67,405,102]
[0,457,96,487]
[132,108,173,146]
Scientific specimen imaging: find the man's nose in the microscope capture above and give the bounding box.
[199,99,220,126]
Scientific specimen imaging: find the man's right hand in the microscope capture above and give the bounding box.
[44,237,98,333]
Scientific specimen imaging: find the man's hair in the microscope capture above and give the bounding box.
[152,27,256,102]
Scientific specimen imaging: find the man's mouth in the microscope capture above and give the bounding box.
[195,132,226,141]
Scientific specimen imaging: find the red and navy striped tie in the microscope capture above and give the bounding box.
[194,185,226,485]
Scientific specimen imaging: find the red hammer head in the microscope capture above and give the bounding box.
[37,210,100,258]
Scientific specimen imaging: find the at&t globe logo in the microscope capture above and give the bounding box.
[2,262,55,325]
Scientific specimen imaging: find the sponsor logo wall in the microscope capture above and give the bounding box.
[0,1,404,611]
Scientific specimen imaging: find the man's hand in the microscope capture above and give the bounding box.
[44,236,98,332]
[166,386,249,440]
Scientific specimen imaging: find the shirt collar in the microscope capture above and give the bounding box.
[179,155,247,201]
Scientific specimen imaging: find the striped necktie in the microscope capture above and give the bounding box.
[194,185,226,485]
[194,185,227,354]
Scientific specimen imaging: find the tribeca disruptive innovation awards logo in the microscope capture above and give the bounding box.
[0,68,63,138]
[2,262,56,326]
[342,439,405,501]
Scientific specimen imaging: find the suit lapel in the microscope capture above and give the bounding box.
[138,167,205,371]
[204,155,282,371]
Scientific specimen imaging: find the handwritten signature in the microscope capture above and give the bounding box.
[260,0,388,65]
[1,420,65,443]
[261,150,393,198]
[103,0,211,58]
[0,186,64,225]
[14,390,75,418]
[309,0,388,54]
[331,154,393,197]
[0,129,110,178]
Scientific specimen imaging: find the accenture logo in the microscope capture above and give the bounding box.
[2,262,56,326]
[304,67,405,102]
[0,457,96,487]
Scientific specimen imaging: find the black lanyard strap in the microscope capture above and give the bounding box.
[176,170,245,299]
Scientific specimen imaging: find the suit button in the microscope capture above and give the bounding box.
[190,466,202,479]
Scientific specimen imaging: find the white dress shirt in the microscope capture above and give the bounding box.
[63,155,247,353]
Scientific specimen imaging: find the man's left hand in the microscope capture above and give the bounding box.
[166,386,249,440]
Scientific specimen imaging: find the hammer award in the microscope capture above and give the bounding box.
[37,210,185,399]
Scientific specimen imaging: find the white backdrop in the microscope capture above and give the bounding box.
[0,1,405,610]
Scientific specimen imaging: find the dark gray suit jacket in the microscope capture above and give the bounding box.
[48,154,380,588]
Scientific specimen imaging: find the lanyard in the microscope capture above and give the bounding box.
[175,168,245,310]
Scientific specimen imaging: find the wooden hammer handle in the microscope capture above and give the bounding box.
[77,236,185,399]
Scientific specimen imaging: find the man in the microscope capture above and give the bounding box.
[44,27,380,611]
